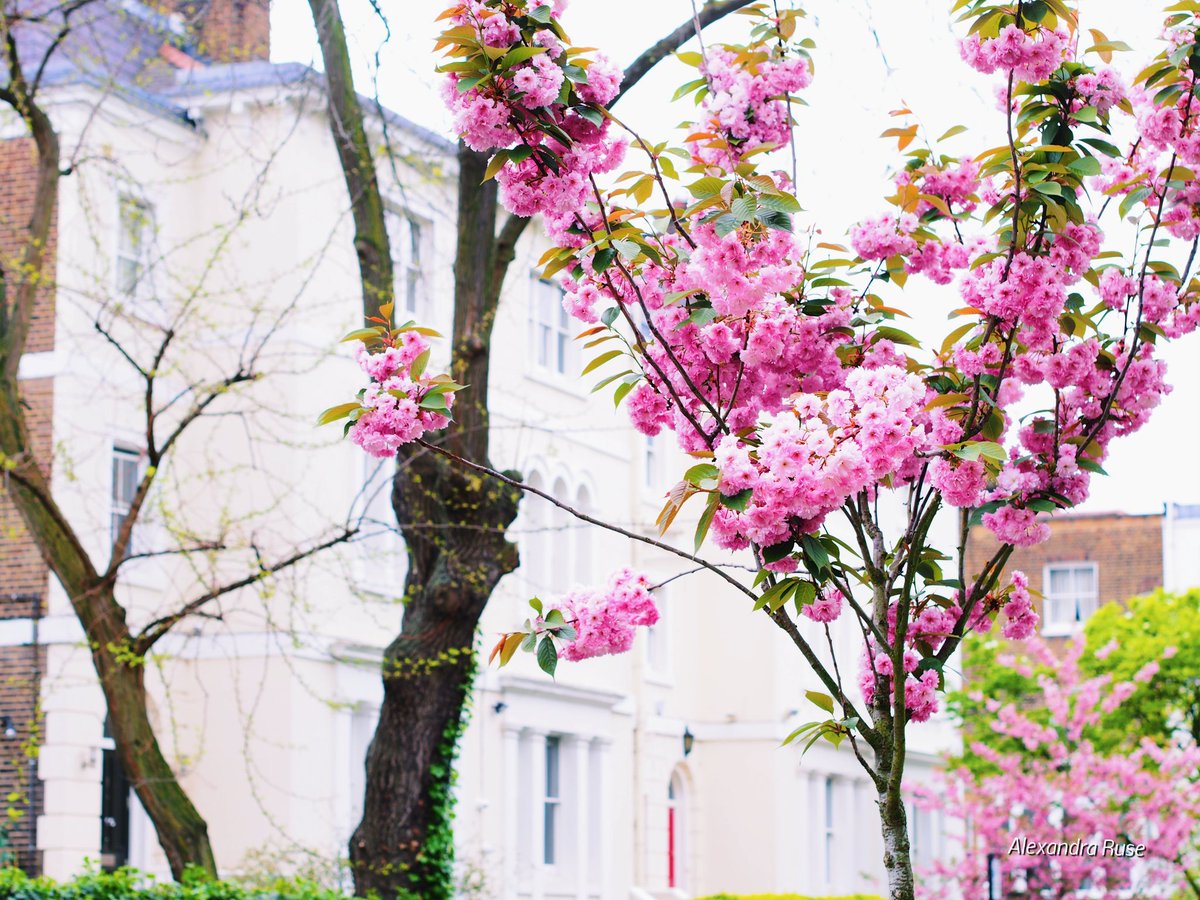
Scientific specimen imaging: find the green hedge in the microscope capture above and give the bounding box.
[0,868,349,899]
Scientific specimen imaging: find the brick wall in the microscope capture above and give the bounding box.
[964,511,1165,629]
[1,135,56,623]
[0,642,45,874]
[175,0,270,63]
[0,138,56,355]
[0,135,56,876]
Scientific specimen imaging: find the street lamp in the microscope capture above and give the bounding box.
[682,726,694,758]
[0,717,15,740]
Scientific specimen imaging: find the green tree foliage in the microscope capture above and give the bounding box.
[949,590,1200,774]
[1082,589,1200,747]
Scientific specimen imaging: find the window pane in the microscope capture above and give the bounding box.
[1074,566,1096,593]
[1048,567,1072,594]
[405,269,419,314]
[409,220,421,262]
[545,736,559,798]
[543,802,557,865]
[117,258,139,295]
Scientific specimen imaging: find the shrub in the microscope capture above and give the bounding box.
[0,867,350,899]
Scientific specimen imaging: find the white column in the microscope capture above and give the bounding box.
[571,736,590,900]
[594,739,612,899]
[502,727,521,900]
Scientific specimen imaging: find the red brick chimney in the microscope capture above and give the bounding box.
[173,0,270,63]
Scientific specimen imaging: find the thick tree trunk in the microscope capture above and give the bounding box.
[877,749,916,900]
[349,446,520,897]
[879,793,916,900]
[90,597,217,879]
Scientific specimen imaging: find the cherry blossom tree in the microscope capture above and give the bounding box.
[915,636,1200,899]
[328,0,1200,896]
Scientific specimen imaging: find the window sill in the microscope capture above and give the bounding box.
[1041,624,1081,638]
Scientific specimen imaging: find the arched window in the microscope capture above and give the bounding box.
[550,477,571,592]
[574,484,593,584]
[523,471,550,594]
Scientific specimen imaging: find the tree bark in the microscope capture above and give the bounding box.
[349,441,520,897]
[878,758,916,900]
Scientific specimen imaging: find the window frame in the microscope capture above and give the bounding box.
[1041,561,1099,637]
[115,193,154,302]
[110,445,143,560]
[543,735,562,867]
[386,208,429,320]
[529,274,574,377]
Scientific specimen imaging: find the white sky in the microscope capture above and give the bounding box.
[269,0,1200,515]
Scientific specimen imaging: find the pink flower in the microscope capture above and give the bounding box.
[802,587,844,623]
[556,568,660,661]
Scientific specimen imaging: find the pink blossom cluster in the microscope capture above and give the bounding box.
[708,366,928,549]
[438,0,626,231]
[859,643,942,724]
[914,637,1200,899]
[555,568,660,661]
[850,214,917,261]
[960,24,1070,83]
[896,158,982,216]
[347,338,452,458]
[688,47,812,168]
[801,587,844,624]
[1000,570,1038,639]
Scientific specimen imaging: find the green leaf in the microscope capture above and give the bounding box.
[575,105,603,127]
[544,608,565,626]
[593,247,618,272]
[418,392,449,412]
[1067,156,1102,177]
[499,46,547,69]
[720,488,753,511]
[612,238,640,260]
[537,636,558,678]
[695,491,720,552]
[410,348,430,380]
[483,150,512,182]
[528,4,553,23]
[793,581,817,612]
[317,402,361,426]
[1077,456,1108,475]
[613,380,637,408]
[781,721,821,747]
[806,690,835,715]
[1080,137,1122,158]
[757,192,802,214]
[731,196,757,222]
[683,463,720,486]
[582,349,623,375]
[687,176,726,199]
[800,534,830,573]
[601,306,620,327]
[340,327,385,344]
